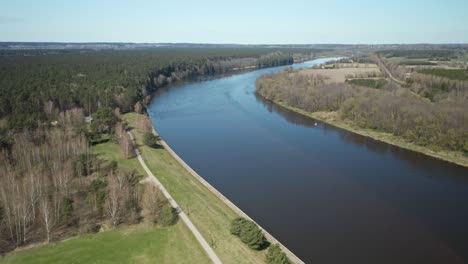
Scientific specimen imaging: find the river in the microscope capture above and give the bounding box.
[148,58,468,264]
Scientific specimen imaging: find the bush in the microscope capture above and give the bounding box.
[266,244,291,264]
[230,217,248,236]
[230,217,267,250]
[143,132,160,148]
[158,204,178,227]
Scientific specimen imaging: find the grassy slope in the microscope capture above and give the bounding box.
[1,140,210,264]
[274,101,468,168]
[1,223,209,264]
[123,112,266,264]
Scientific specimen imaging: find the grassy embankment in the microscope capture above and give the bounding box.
[273,101,468,168]
[123,112,266,264]
[1,138,211,264]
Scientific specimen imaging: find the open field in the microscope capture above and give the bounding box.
[333,63,379,68]
[123,113,266,264]
[297,63,381,83]
[91,140,146,175]
[0,223,210,264]
[387,56,437,65]
[418,68,468,81]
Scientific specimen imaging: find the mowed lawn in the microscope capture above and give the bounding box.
[124,113,266,264]
[0,223,210,264]
[90,140,146,175]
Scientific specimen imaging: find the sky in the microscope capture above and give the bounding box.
[0,0,467,44]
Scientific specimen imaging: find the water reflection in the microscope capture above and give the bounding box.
[257,93,468,184]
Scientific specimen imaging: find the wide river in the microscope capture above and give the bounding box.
[148,58,468,264]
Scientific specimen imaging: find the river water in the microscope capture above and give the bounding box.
[148,58,468,264]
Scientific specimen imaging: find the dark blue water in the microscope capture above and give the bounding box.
[148,58,468,264]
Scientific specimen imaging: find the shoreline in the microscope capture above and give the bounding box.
[271,100,468,168]
[150,126,305,264]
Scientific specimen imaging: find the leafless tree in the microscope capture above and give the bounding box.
[39,194,55,243]
[141,184,166,223]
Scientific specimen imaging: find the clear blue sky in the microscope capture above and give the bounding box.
[1,0,467,44]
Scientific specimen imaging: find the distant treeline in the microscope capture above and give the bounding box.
[256,68,468,154]
[0,48,320,130]
[378,49,458,60]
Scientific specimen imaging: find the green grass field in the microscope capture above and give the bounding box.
[418,68,468,81]
[123,113,266,264]
[90,140,145,175]
[0,223,210,264]
[387,57,436,65]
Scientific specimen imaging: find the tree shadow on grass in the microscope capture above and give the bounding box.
[257,240,271,251]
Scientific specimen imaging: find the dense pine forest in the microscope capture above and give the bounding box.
[0,48,318,130]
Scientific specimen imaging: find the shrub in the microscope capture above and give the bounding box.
[143,132,160,148]
[230,217,248,236]
[266,244,291,264]
[158,204,178,226]
[230,217,267,250]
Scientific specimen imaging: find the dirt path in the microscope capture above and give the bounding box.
[127,131,223,264]
[376,55,406,85]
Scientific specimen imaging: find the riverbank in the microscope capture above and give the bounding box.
[123,113,271,263]
[273,100,468,168]
[150,121,304,264]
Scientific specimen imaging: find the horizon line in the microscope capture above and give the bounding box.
[1,41,468,45]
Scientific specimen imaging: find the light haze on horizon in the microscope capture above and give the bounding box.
[1,0,467,44]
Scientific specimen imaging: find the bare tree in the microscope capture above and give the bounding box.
[39,194,55,243]
[105,175,124,227]
[115,122,135,159]
[134,101,143,114]
[141,184,165,223]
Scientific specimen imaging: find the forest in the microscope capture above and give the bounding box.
[256,67,468,155]
[0,47,318,130]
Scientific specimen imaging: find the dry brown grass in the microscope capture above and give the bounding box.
[296,63,382,83]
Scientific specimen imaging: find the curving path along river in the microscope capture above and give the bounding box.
[148,58,468,264]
